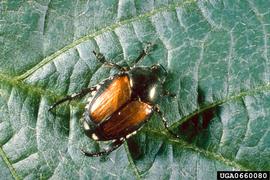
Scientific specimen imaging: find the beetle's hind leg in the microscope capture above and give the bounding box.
[49,87,97,111]
[154,106,179,138]
[80,139,124,157]
[93,51,129,72]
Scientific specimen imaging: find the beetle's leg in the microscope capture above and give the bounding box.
[92,51,129,72]
[133,42,156,65]
[80,139,124,157]
[154,106,179,138]
[49,87,97,111]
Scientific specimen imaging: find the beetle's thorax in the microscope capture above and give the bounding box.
[128,66,164,104]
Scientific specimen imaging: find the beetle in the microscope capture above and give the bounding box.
[49,44,178,157]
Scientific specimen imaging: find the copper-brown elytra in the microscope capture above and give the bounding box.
[49,44,178,157]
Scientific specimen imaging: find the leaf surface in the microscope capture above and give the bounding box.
[1,0,270,179]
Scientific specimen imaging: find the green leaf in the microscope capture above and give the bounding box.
[1,0,270,179]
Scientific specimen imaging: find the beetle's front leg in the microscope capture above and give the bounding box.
[80,138,125,157]
[133,42,156,65]
[49,87,97,111]
[93,51,129,72]
[154,106,179,138]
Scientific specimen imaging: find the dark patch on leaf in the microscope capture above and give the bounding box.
[179,107,216,142]
[197,85,206,105]
[127,136,143,160]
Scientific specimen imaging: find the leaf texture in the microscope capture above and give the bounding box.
[0,0,270,179]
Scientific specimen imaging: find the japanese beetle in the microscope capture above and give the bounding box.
[49,44,178,157]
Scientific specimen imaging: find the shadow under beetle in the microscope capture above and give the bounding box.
[49,44,179,157]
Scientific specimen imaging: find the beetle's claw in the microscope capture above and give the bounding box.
[93,50,106,63]
[48,105,55,112]
[80,148,86,155]
[168,93,177,99]
[144,42,156,55]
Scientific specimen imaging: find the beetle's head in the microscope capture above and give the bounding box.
[151,64,167,83]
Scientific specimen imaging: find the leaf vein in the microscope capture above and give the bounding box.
[124,143,141,180]
[247,0,270,82]
[235,97,250,160]
[0,146,21,180]
[143,128,251,171]
[171,82,270,129]
[14,0,196,81]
